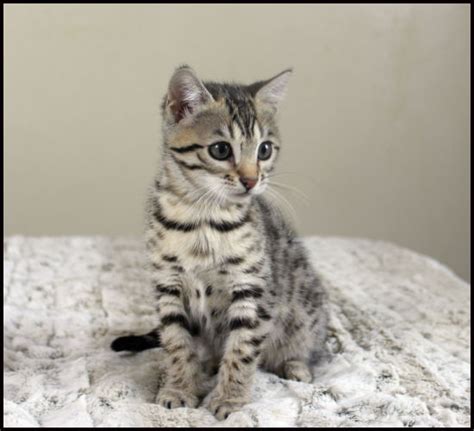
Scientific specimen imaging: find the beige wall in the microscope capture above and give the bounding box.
[4,4,470,281]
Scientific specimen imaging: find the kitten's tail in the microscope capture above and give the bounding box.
[110,329,161,352]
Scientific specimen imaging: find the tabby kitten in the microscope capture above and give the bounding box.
[111,65,328,420]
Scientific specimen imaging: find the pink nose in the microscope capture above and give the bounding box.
[240,176,258,191]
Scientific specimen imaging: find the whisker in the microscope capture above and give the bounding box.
[267,171,322,186]
[266,180,310,206]
[265,187,298,223]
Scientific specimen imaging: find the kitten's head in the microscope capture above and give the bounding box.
[160,65,292,205]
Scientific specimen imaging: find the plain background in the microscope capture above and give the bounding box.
[4,4,470,282]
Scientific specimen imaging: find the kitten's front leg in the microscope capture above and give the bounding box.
[206,276,271,420]
[152,266,203,409]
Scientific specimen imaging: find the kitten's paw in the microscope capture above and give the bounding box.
[156,387,199,409]
[283,360,312,383]
[205,395,245,421]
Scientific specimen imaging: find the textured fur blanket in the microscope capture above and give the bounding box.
[3,236,470,427]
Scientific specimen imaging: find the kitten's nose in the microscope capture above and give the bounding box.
[240,176,258,191]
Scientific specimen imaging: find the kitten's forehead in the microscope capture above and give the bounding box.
[204,82,261,140]
[172,81,279,145]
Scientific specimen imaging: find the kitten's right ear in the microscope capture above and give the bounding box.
[165,66,214,123]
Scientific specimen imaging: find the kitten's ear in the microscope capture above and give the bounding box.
[166,66,214,123]
[253,68,293,111]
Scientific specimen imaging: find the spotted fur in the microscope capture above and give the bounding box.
[111,65,328,420]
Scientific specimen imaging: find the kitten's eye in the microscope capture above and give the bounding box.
[258,141,273,160]
[208,142,233,161]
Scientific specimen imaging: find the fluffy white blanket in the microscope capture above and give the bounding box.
[3,236,470,427]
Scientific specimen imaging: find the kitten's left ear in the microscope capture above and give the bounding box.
[252,68,293,111]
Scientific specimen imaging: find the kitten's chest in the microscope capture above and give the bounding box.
[150,193,257,270]
[158,226,254,271]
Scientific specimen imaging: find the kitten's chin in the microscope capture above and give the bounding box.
[227,191,253,203]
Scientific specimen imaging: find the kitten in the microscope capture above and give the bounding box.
[111,65,328,420]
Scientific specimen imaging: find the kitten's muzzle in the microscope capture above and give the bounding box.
[239,176,258,191]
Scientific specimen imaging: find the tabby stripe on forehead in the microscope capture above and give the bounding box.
[153,202,199,232]
[227,123,234,139]
[226,98,245,136]
[209,211,251,232]
[248,109,257,138]
[224,98,236,119]
[238,97,256,138]
[257,121,264,139]
[232,112,246,138]
[169,143,204,153]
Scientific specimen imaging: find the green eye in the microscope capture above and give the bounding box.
[209,142,232,160]
[258,141,273,160]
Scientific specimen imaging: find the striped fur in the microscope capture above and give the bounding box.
[112,66,328,420]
